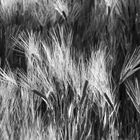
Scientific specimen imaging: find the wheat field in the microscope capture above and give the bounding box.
[0,0,140,139]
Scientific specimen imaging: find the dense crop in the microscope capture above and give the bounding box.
[0,0,140,139]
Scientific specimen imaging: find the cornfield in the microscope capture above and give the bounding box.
[0,0,140,139]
